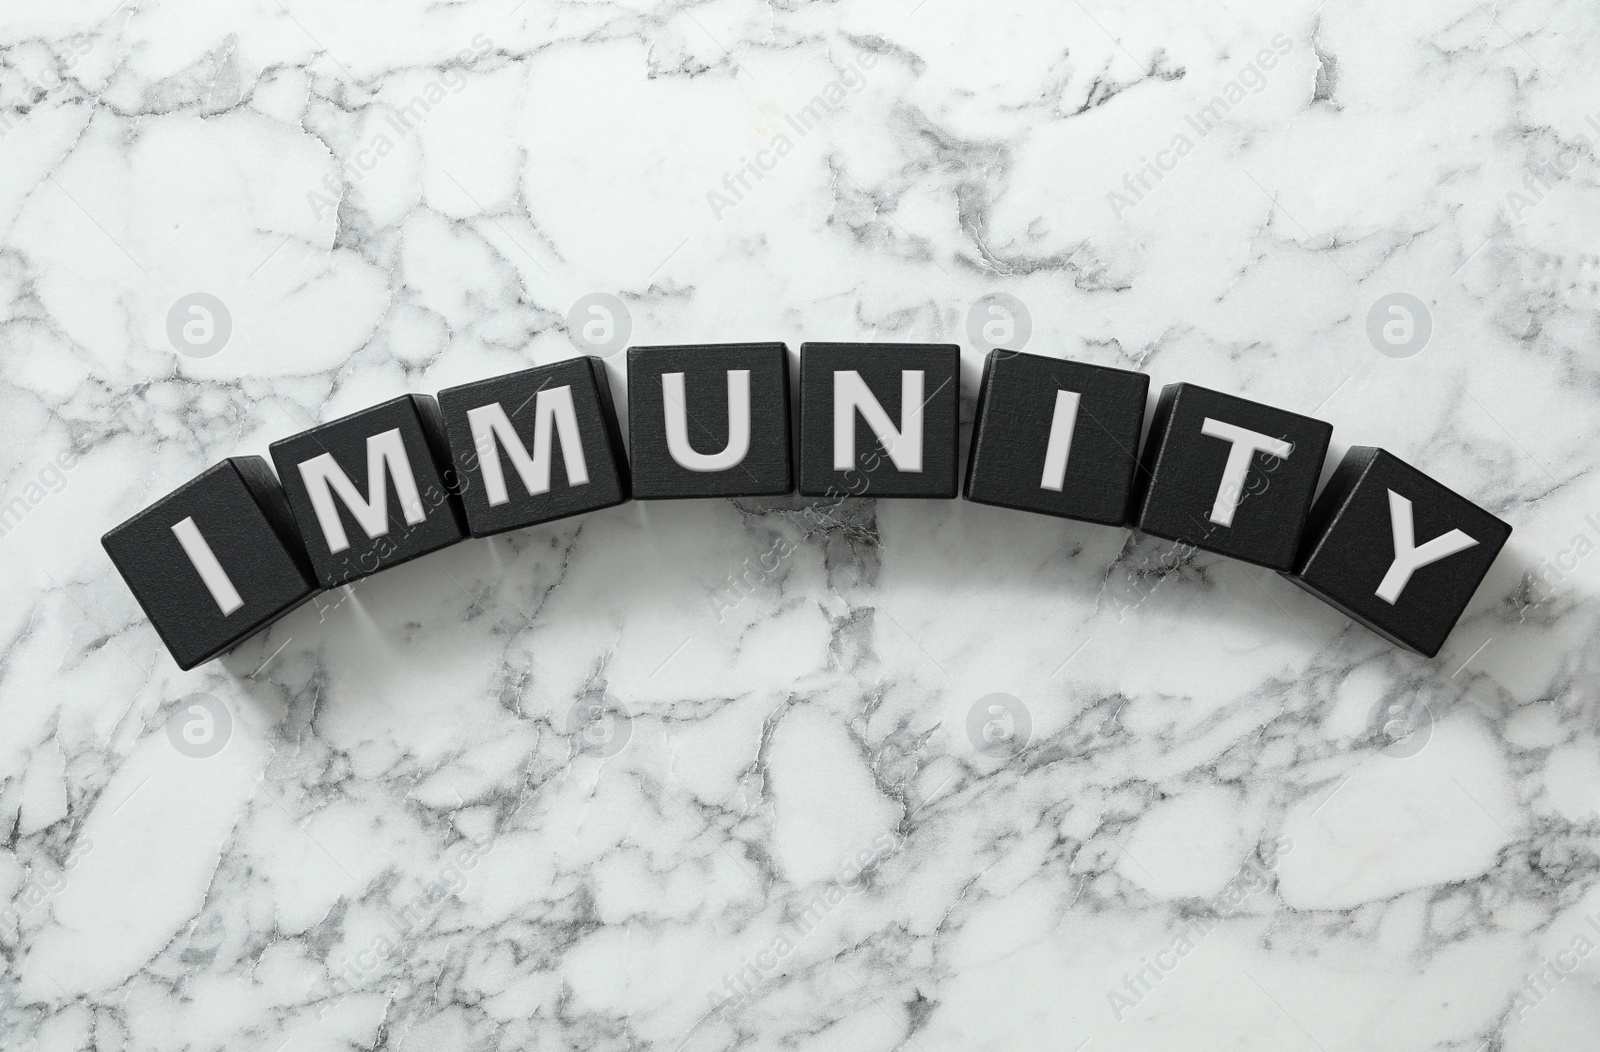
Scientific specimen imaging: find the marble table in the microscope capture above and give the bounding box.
[2,0,1595,1048]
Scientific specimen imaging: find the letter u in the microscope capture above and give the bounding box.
[663,371,751,472]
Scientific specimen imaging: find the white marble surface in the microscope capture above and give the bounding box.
[2,0,1598,1048]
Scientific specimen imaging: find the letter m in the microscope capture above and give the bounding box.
[297,428,426,553]
[466,388,589,507]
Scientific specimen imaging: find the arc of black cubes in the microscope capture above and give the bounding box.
[103,343,1512,671]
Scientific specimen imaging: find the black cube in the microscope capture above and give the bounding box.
[270,395,467,587]
[438,358,630,536]
[626,343,792,498]
[1134,383,1333,570]
[964,350,1149,527]
[101,457,317,670]
[798,342,960,499]
[1286,447,1512,657]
